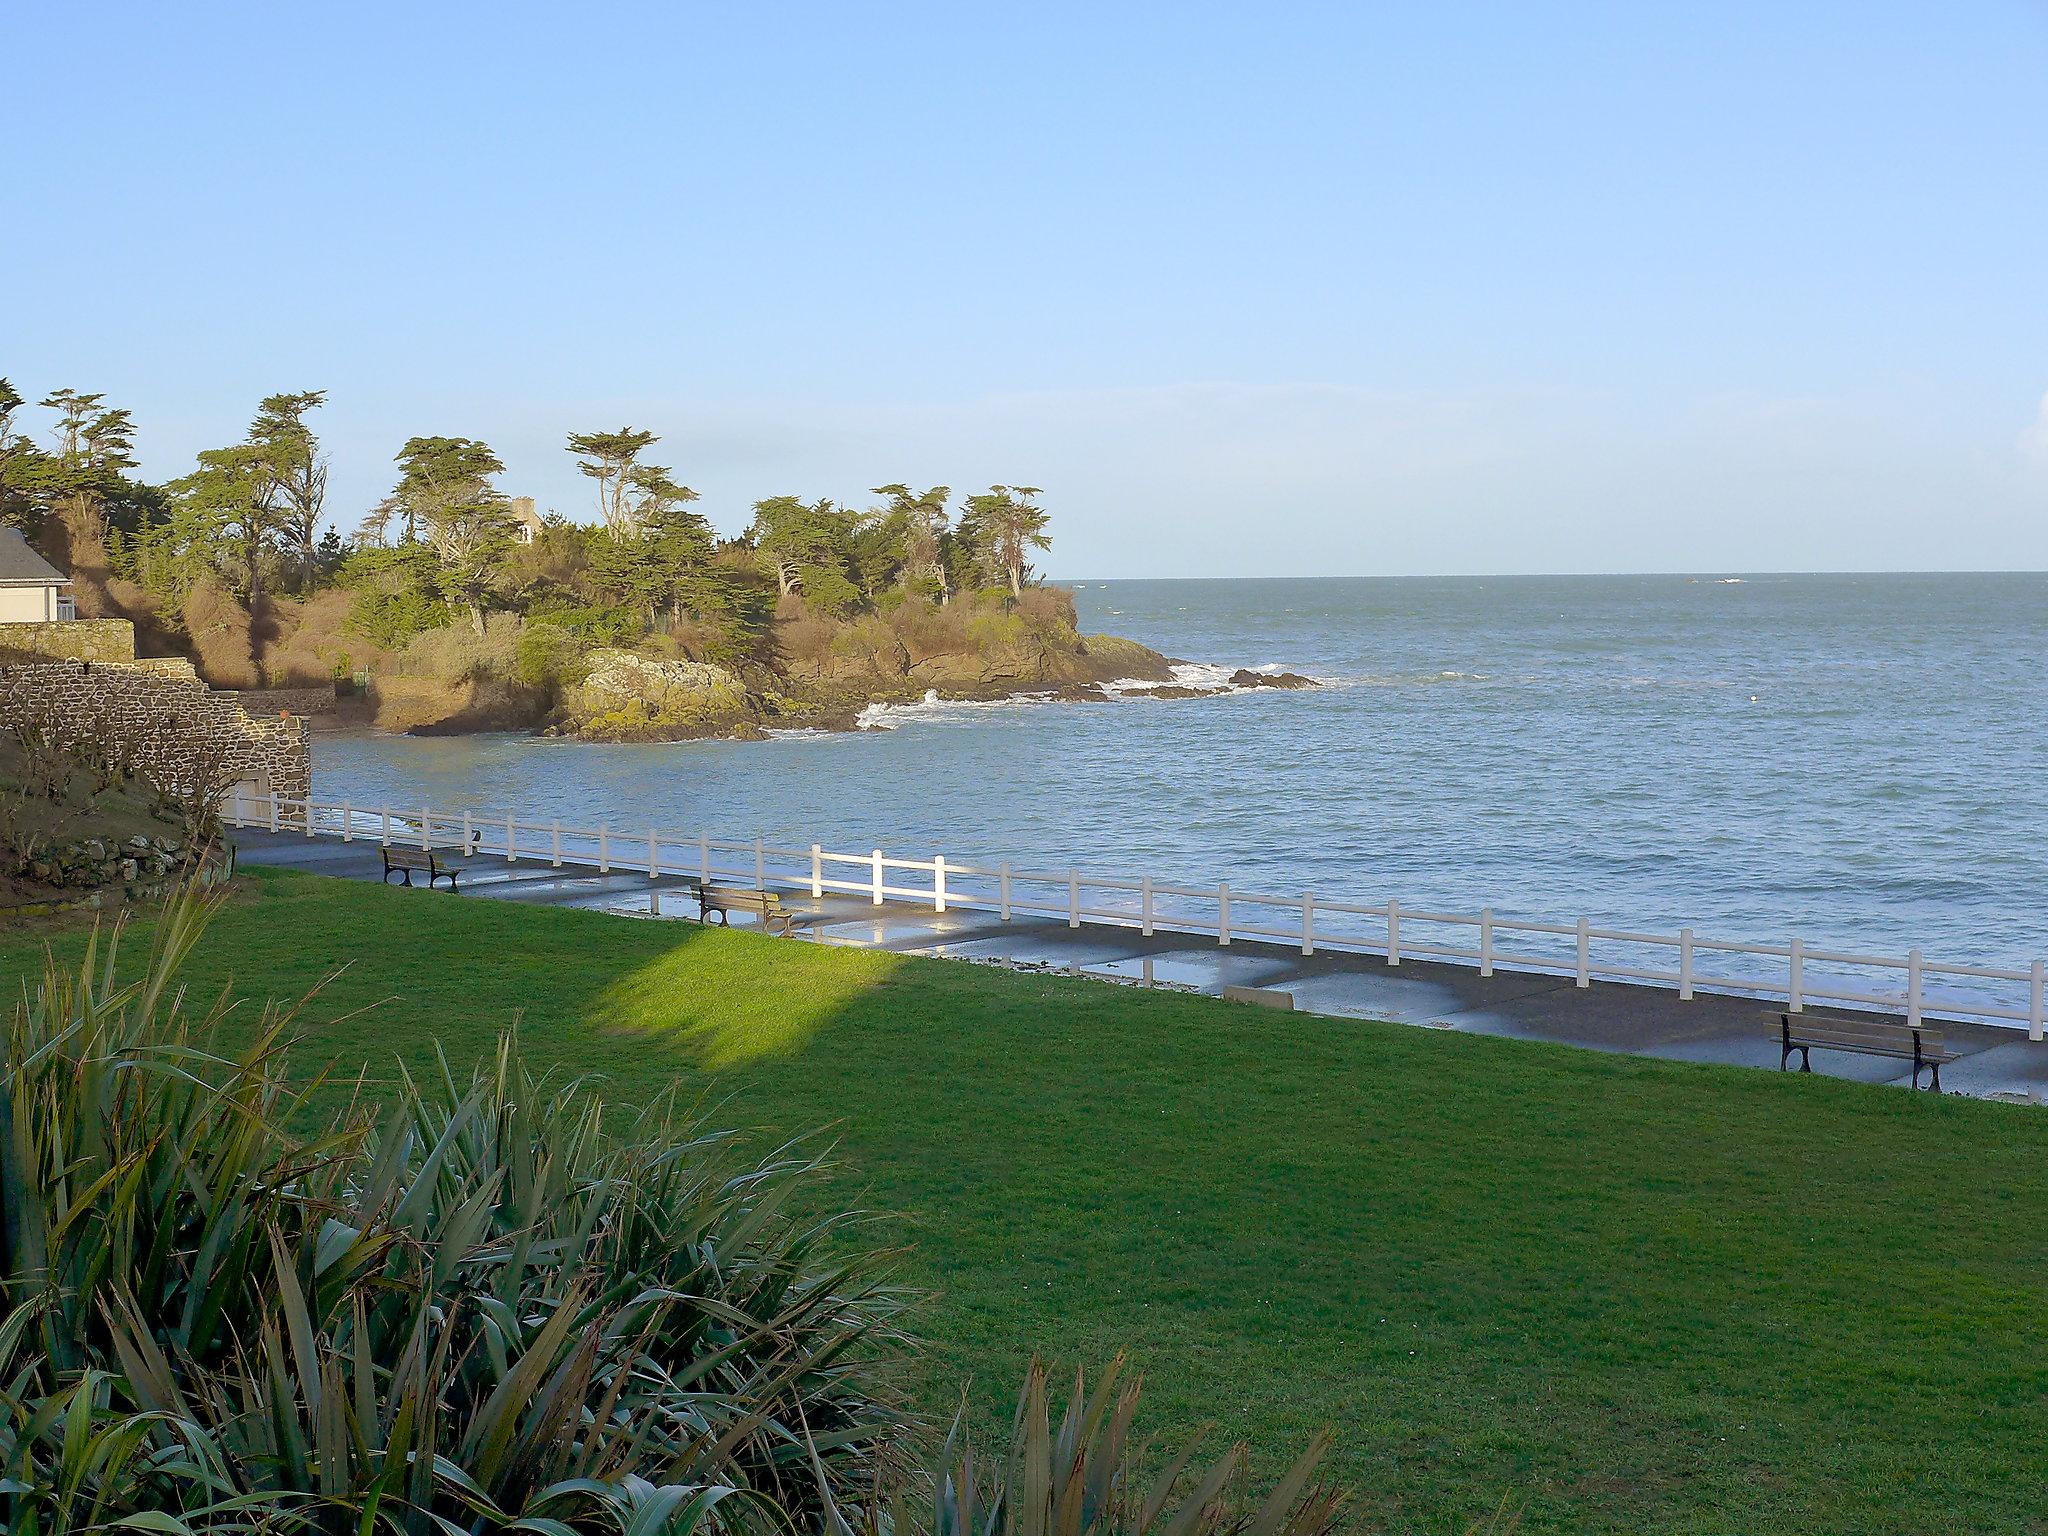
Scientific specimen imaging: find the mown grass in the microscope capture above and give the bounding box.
[4,867,2044,1535]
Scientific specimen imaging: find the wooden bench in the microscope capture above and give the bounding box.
[382,845,468,892]
[1768,1009,1953,1090]
[698,884,810,937]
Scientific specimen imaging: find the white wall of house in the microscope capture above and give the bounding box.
[0,584,65,622]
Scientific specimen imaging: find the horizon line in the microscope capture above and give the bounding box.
[1047,567,2048,583]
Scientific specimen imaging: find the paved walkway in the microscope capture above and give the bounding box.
[232,829,2048,1103]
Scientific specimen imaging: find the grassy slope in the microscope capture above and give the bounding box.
[3,868,2043,1536]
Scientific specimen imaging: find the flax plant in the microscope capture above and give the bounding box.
[0,887,913,1533]
[852,1356,1350,1536]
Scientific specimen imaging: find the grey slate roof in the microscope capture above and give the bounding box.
[0,526,68,586]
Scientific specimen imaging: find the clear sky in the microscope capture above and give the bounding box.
[5,1,2045,576]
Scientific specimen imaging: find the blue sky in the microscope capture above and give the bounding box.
[5,1,2045,575]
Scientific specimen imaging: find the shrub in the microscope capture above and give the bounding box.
[179,576,260,689]
[887,597,971,665]
[513,618,589,692]
[396,611,526,683]
[260,588,361,685]
[0,893,913,1532]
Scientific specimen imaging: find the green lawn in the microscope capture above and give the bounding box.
[4,868,2044,1535]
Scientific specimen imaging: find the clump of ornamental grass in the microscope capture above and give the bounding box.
[0,886,914,1533]
[848,1355,1354,1536]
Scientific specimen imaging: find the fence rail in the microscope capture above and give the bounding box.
[229,788,2048,1040]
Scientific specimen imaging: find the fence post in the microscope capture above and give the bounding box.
[1068,872,1080,929]
[462,810,472,851]
[230,787,245,828]
[872,850,884,905]
[269,790,280,833]
[933,855,947,913]
[304,797,316,838]
[340,798,351,842]
[1301,892,1314,956]
[1907,949,1923,1029]
[1140,875,1154,937]
[699,833,710,882]
[650,889,661,917]
[1788,936,1804,1013]
[755,836,766,891]
[1479,907,1493,977]
[1679,927,1694,1001]
[1217,882,1231,946]
[598,824,609,873]
[551,820,562,868]
[1386,898,1401,967]
[381,805,391,845]
[1575,917,1591,988]
[2031,958,2044,1043]
[1000,861,1012,920]
[419,808,430,852]
[505,808,516,862]
[647,828,658,878]
[811,843,823,898]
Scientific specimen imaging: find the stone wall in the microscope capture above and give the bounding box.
[0,657,310,802]
[240,686,338,717]
[0,617,138,664]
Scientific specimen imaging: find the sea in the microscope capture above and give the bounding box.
[311,574,2048,973]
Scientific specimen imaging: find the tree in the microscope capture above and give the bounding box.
[389,436,512,633]
[165,389,326,607]
[352,496,399,549]
[958,484,1050,597]
[747,496,853,598]
[0,379,48,534]
[566,427,662,538]
[250,391,328,588]
[171,440,283,605]
[31,389,145,551]
[873,483,953,601]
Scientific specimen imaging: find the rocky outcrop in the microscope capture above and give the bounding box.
[563,651,760,740]
[1230,669,1317,690]
[1074,634,1175,683]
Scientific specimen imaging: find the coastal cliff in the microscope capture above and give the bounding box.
[360,588,1267,741]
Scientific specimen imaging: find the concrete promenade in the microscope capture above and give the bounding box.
[231,827,2048,1103]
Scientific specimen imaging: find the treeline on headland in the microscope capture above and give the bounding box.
[0,378,1183,737]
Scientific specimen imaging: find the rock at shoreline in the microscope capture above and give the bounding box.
[1075,634,1174,684]
[1121,683,1209,699]
[565,651,757,740]
[1229,668,1318,690]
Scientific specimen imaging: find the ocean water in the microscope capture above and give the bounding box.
[311,574,2048,970]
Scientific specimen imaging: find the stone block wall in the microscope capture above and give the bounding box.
[0,657,310,802]
[0,618,138,664]
[240,686,338,717]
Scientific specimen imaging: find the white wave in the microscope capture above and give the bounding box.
[856,659,1328,726]
[855,689,1060,731]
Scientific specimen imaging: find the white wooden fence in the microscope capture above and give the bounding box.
[229,788,2048,1039]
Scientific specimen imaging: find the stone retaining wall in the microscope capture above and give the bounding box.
[240,686,338,717]
[0,617,138,664]
[0,657,310,802]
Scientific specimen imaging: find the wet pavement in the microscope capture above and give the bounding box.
[231,828,2048,1103]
